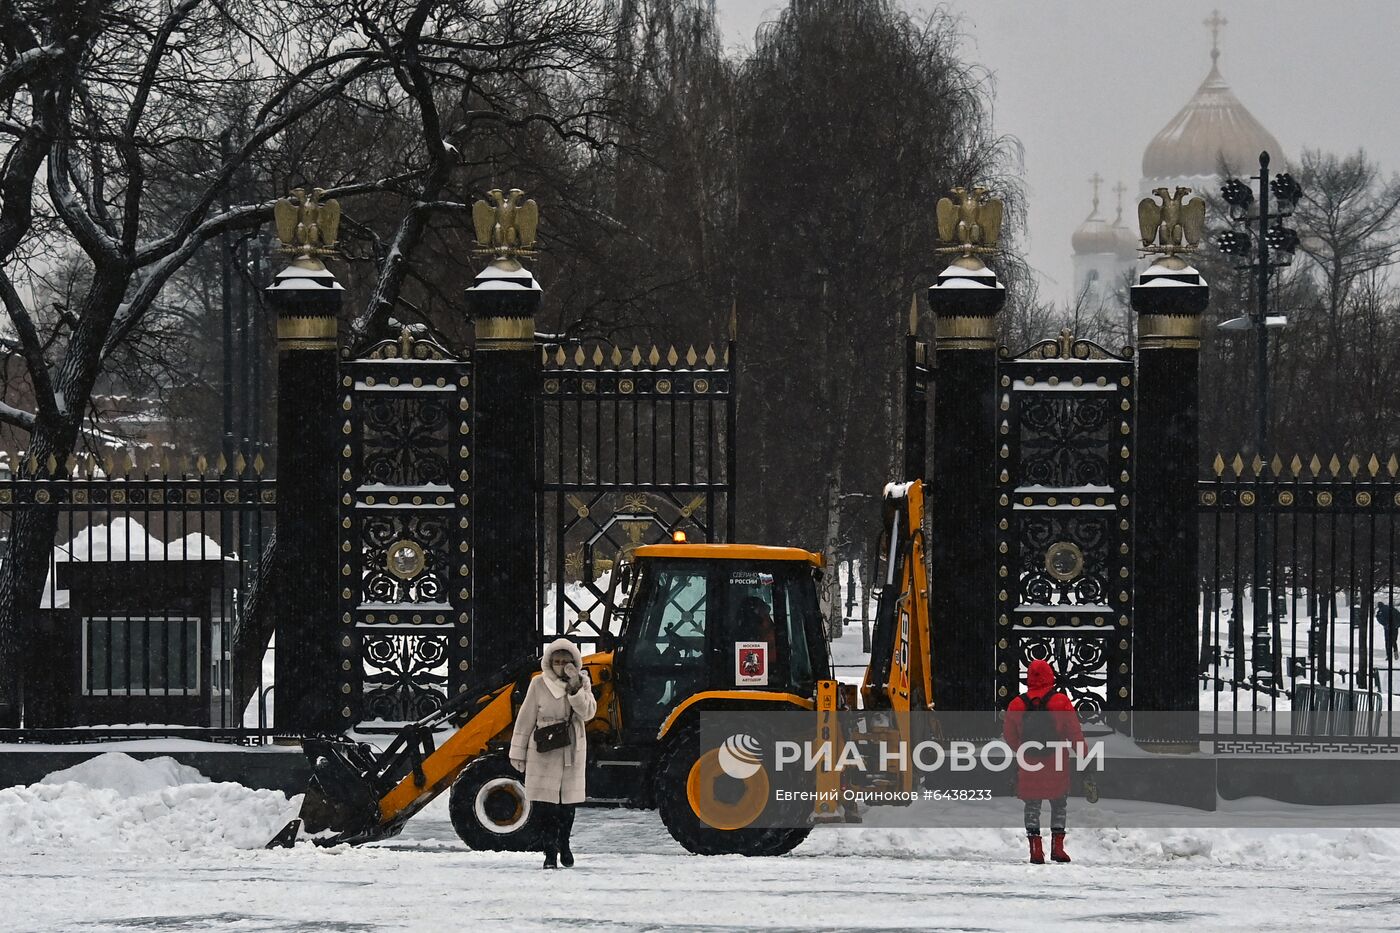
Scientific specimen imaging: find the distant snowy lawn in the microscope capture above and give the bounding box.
[4,754,1400,931]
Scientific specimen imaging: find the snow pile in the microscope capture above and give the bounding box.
[0,753,298,852]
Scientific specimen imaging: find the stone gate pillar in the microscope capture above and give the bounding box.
[466,255,541,672]
[267,189,343,733]
[1132,256,1209,746]
[928,257,1005,712]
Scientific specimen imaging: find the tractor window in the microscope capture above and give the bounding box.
[619,562,710,738]
[784,579,815,690]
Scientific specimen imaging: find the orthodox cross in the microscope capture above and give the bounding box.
[1205,9,1227,64]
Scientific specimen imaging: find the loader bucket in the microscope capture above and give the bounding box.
[266,736,382,847]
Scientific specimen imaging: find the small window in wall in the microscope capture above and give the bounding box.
[84,617,200,695]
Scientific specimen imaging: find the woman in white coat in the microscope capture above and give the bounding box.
[510,637,597,868]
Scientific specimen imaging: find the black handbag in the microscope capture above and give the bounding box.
[534,716,573,753]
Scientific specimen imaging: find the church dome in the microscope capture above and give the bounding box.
[1142,54,1283,180]
[1072,214,1118,256]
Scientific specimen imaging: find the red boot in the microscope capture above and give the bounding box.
[1050,832,1071,863]
[1028,835,1045,864]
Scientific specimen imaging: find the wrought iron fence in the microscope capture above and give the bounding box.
[539,342,736,651]
[0,452,276,742]
[1198,452,1400,749]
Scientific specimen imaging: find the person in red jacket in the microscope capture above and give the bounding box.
[1002,659,1087,864]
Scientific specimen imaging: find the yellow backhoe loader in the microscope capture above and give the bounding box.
[268,480,934,856]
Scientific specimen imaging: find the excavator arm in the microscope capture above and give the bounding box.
[861,479,935,713]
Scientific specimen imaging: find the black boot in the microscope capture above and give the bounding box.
[540,803,560,868]
[558,804,576,867]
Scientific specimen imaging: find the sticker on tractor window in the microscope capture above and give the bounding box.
[729,572,775,586]
[735,641,769,686]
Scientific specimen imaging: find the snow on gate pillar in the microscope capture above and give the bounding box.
[267,188,343,733]
[465,189,542,673]
[1131,187,1210,749]
[926,187,1007,716]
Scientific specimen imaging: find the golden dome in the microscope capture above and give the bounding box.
[1142,56,1283,180]
[1073,178,1138,259]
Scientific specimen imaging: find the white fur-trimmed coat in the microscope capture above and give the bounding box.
[509,638,598,804]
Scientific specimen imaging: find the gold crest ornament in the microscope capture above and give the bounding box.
[472,188,539,260]
[935,186,1004,258]
[273,187,341,259]
[1136,186,1206,257]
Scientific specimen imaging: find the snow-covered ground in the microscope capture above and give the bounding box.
[5,753,1400,931]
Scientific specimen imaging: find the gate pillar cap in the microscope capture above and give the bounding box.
[1131,261,1209,317]
[928,260,1005,317]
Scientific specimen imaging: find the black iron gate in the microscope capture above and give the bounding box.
[338,331,473,723]
[995,332,1135,719]
[539,342,735,650]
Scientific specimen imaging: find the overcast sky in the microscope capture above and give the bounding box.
[713,0,1400,301]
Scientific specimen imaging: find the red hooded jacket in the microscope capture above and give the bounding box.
[1002,659,1087,800]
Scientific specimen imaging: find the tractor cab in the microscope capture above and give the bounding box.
[612,544,832,743]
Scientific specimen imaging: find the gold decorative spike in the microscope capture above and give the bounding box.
[45,454,57,476]
[1309,454,1322,477]
[470,188,539,260]
[217,453,228,476]
[723,343,730,366]
[1329,454,1342,476]
[1136,186,1207,259]
[592,345,604,367]
[103,452,117,479]
[1390,454,1399,478]
[554,346,566,366]
[686,345,697,367]
[610,346,623,367]
[235,452,247,477]
[1349,455,1361,478]
[540,346,548,365]
[705,344,717,366]
[180,455,192,478]
[273,187,341,260]
[196,454,208,476]
[909,294,919,336]
[648,346,661,367]
[573,345,585,366]
[124,450,137,477]
[1270,454,1283,477]
[1231,453,1244,477]
[253,452,266,476]
[1251,454,1263,477]
[667,346,679,367]
[1369,453,1381,477]
[1213,453,1225,477]
[935,186,1004,264]
[630,346,642,367]
[1290,455,1302,478]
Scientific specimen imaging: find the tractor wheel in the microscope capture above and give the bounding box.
[655,724,810,856]
[448,754,545,851]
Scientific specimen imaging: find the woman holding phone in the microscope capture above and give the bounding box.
[510,637,597,868]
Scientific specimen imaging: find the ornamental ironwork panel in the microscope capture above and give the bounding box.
[996,333,1134,719]
[339,331,471,726]
[540,342,735,650]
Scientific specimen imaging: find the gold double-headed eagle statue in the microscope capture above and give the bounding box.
[472,188,539,260]
[935,186,1004,257]
[273,187,340,258]
[1137,186,1206,256]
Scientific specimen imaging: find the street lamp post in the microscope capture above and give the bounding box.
[1217,150,1303,684]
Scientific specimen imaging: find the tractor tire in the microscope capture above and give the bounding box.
[655,723,810,856]
[448,753,545,852]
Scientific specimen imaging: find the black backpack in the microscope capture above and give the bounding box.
[1018,692,1061,747]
